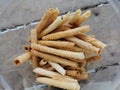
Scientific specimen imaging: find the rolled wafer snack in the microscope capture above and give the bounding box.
[31,50,78,67]
[69,9,81,25]
[92,40,107,49]
[75,10,91,26]
[36,8,59,34]
[69,57,86,64]
[33,67,62,79]
[49,61,66,75]
[37,40,75,49]
[46,44,86,53]
[14,52,31,66]
[38,13,71,37]
[31,55,39,69]
[13,8,108,90]
[61,45,86,52]
[65,36,101,54]
[23,45,31,52]
[30,28,39,69]
[76,33,107,49]
[39,59,47,66]
[31,56,39,70]
[31,43,85,60]
[69,58,86,63]
[31,55,39,70]
[30,29,37,43]
[42,25,89,40]
[34,67,76,82]
[76,33,95,42]
[36,77,80,90]
[86,55,100,63]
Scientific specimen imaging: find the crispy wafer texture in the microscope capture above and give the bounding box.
[33,67,62,79]
[14,52,31,66]
[30,29,37,43]
[36,8,59,34]
[69,58,85,63]
[76,33,107,49]
[30,28,39,69]
[34,67,77,82]
[75,10,91,26]
[69,9,81,26]
[31,55,39,69]
[38,13,71,38]
[31,43,85,60]
[36,77,80,90]
[37,40,75,49]
[39,37,85,53]
[49,61,66,75]
[42,25,89,40]
[31,50,79,67]
[65,36,101,54]
[60,45,86,52]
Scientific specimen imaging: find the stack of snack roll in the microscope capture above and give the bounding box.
[14,8,107,90]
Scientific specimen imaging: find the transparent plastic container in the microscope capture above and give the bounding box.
[0,0,120,90]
